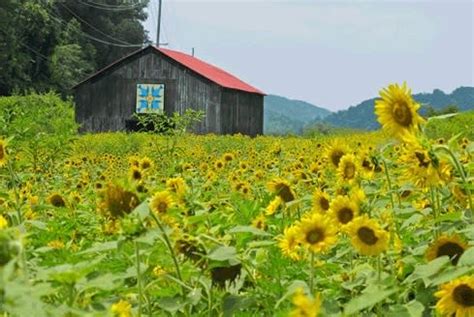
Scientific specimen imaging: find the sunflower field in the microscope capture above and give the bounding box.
[0,83,473,316]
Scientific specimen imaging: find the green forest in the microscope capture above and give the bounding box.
[0,0,150,96]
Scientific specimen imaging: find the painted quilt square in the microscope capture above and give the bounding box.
[136,84,164,113]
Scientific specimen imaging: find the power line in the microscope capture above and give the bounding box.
[59,2,132,45]
[0,29,49,61]
[44,5,144,48]
[78,0,145,11]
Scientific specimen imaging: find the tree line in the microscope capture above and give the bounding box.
[0,0,150,96]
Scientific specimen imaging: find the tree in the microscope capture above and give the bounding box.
[0,0,150,96]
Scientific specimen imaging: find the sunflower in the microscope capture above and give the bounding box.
[374,82,424,139]
[129,167,143,182]
[166,177,187,197]
[251,214,267,230]
[426,235,468,265]
[140,157,153,170]
[360,152,377,179]
[99,184,140,218]
[297,213,338,253]
[0,215,8,229]
[312,190,330,214]
[329,195,359,227]
[0,139,7,167]
[278,225,301,260]
[290,288,321,317]
[266,196,283,216]
[111,299,132,317]
[347,215,389,256]
[267,177,295,202]
[337,154,358,183]
[222,152,235,162]
[214,159,225,170]
[399,143,451,188]
[150,191,175,214]
[325,140,348,168]
[48,193,66,208]
[435,275,474,317]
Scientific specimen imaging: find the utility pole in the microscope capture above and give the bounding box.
[156,0,162,47]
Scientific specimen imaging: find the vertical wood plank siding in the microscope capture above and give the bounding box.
[74,48,262,135]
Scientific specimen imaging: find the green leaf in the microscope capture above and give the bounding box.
[275,280,308,309]
[405,300,425,317]
[228,225,271,236]
[77,273,118,291]
[459,247,474,266]
[78,241,118,255]
[25,220,47,230]
[132,201,150,220]
[186,288,202,306]
[223,294,252,317]
[157,296,185,314]
[401,214,423,230]
[207,246,238,262]
[344,286,397,315]
[433,211,463,223]
[405,257,450,286]
[429,266,473,286]
[135,229,162,245]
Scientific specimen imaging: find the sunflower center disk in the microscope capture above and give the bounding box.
[331,150,344,167]
[436,242,465,265]
[357,227,379,245]
[392,101,413,127]
[414,151,430,168]
[306,228,324,244]
[344,163,356,179]
[0,146,4,159]
[338,208,354,224]
[320,197,329,211]
[276,184,295,202]
[453,284,474,307]
[158,202,168,213]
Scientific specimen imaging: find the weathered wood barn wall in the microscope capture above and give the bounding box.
[74,45,264,136]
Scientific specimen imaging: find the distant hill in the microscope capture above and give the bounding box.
[321,87,474,130]
[264,95,331,134]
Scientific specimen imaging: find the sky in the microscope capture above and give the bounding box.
[143,0,474,111]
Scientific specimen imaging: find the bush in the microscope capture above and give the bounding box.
[425,111,474,140]
[0,93,78,167]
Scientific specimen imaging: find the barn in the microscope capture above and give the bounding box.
[73,45,265,136]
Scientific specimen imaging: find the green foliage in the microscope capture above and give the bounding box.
[0,0,149,96]
[302,121,364,137]
[49,44,94,94]
[135,109,205,136]
[0,93,77,167]
[425,111,474,140]
[425,104,459,118]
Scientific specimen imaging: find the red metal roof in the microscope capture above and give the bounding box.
[155,47,265,95]
[74,45,264,95]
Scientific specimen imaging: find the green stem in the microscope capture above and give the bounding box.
[309,252,315,294]
[434,146,473,219]
[6,160,22,224]
[150,212,186,295]
[382,160,395,210]
[67,283,75,307]
[382,159,401,237]
[377,254,382,283]
[135,241,142,317]
[429,186,440,238]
